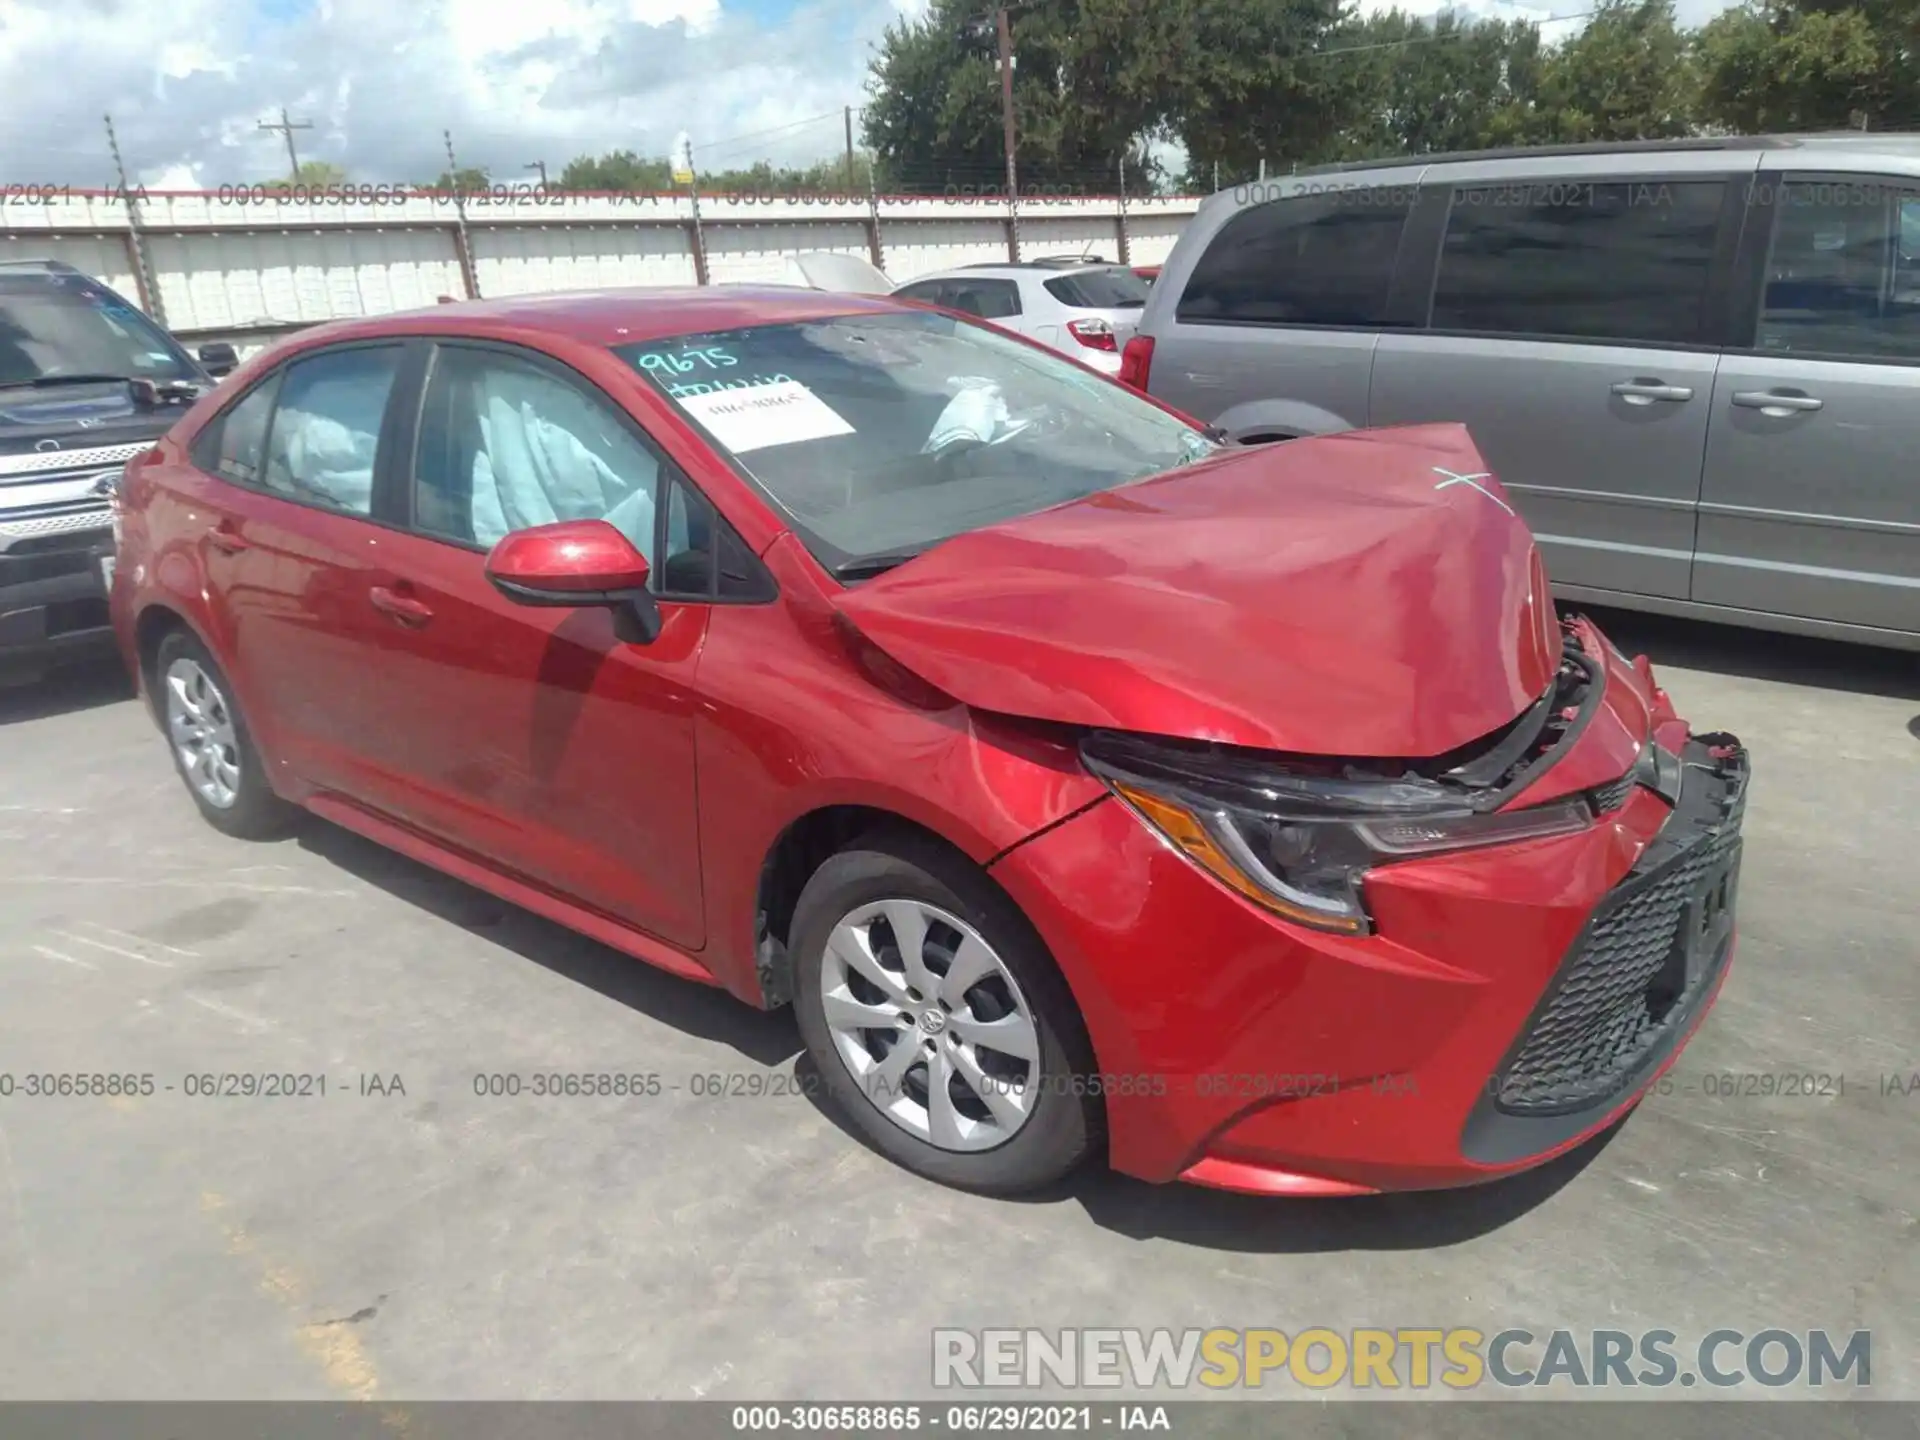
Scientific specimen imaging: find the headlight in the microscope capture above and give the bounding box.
[1081,733,1592,934]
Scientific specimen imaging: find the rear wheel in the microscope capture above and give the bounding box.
[791,830,1101,1193]
[154,629,295,839]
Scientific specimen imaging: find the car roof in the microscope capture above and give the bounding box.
[283,285,913,349]
[1284,131,1920,177]
[909,263,1117,283]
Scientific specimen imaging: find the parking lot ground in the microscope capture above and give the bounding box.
[0,610,1914,1412]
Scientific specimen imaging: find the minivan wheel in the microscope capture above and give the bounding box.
[791,830,1102,1193]
[154,630,295,839]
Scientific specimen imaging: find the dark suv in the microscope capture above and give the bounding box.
[0,260,237,683]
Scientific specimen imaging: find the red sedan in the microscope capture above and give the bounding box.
[108,288,1747,1197]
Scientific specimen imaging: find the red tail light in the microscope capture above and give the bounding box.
[1118,333,1154,391]
[1065,318,1118,352]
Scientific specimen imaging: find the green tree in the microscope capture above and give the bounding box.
[426,165,490,191]
[1695,1,1899,132]
[1530,0,1699,142]
[559,149,672,191]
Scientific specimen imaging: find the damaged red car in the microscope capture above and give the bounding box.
[109,289,1748,1197]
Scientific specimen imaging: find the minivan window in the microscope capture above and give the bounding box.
[1430,180,1726,346]
[1176,189,1414,327]
[0,271,195,385]
[1043,268,1149,309]
[1756,180,1920,362]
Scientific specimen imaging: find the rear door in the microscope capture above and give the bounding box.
[1694,169,1920,637]
[341,340,716,950]
[1147,175,1420,440]
[1369,156,1753,600]
[188,341,410,795]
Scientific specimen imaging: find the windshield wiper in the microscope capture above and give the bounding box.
[0,373,134,391]
[832,551,923,581]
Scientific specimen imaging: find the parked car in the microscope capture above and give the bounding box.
[1125,134,1920,651]
[111,287,1747,1198]
[890,260,1150,374]
[0,259,237,683]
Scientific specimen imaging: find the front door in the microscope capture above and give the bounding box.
[346,341,709,950]
[1695,175,1920,637]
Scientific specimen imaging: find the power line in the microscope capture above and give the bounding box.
[1308,7,1599,59]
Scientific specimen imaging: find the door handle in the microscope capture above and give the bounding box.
[1611,380,1694,405]
[206,521,249,554]
[369,585,434,627]
[1730,390,1824,415]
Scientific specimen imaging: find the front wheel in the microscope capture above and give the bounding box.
[791,830,1102,1193]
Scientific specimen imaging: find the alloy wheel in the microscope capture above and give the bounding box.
[165,656,241,809]
[818,898,1041,1152]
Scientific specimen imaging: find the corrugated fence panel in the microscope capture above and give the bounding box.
[1123,216,1188,266]
[0,235,138,300]
[705,223,869,284]
[881,220,1012,282]
[471,224,696,296]
[1019,215,1123,260]
[147,229,464,330]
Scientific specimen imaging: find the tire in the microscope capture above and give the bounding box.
[152,628,297,840]
[791,828,1102,1193]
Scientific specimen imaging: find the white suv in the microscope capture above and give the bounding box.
[888,259,1150,375]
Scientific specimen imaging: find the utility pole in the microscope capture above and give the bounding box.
[1116,153,1131,266]
[844,106,857,195]
[995,6,1020,261]
[103,113,164,326]
[526,160,548,187]
[443,129,479,298]
[258,106,313,182]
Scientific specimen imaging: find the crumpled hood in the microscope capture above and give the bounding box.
[830,422,1559,759]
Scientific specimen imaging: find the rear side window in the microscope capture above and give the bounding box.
[945,278,1022,319]
[1431,180,1726,345]
[1756,179,1920,362]
[1176,189,1414,326]
[198,376,279,486]
[1043,268,1149,309]
[261,347,401,516]
[892,280,948,306]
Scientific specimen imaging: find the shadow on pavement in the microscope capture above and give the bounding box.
[0,652,133,725]
[295,818,804,1070]
[1571,603,1919,702]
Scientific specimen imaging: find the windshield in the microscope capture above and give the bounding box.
[616,309,1214,569]
[0,272,194,387]
[1043,267,1150,310]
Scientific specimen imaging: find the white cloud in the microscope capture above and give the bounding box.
[0,0,894,187]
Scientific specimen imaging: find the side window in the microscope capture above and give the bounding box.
[413,345,663,556]
[261,347,402,516]
[1176,189,1414,326]
[893,280,948,306]
[1431,180,1726,345]
[1756,179,1920,362]
[195,375,280,485]
[656,476,775,602]
[949,279,1021,319]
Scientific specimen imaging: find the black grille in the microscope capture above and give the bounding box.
[1495,831,1740,1116]
[1590,774,1634,814]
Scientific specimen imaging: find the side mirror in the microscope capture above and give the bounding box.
[197,342,239,378]
[484,519,662,644]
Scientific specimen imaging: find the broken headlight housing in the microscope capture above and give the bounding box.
[1081,732,1593,935]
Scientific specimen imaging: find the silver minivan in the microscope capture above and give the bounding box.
[1127,135,1920,650]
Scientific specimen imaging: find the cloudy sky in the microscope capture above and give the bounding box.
[0,0,1738,190]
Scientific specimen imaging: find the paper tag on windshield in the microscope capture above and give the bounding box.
[678,380,854,453]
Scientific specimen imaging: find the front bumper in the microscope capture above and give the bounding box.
[987,633,1747,1194]
[0,520,116,673]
